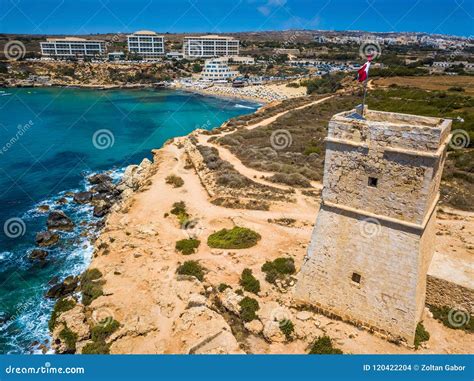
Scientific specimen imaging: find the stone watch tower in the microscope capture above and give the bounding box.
[295,107,451,343]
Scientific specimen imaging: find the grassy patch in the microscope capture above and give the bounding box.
[218,283,231,292]
[239,296,260,322]
[279,320,295,341]
[59,325,78,352]
[309,336,343,354]
[428,305,474,333]
[414,322,430,349]
[207,226,261,249]
[175,238,200,255]
[239,269,261,294]
[261,257,296,284]
[170,201,189,225]
[49,298,76,331]
[80,269,104,306]
[91,319,120,342]
[165,174,184,188]
[177,260,205,281]
[82,341,110,354]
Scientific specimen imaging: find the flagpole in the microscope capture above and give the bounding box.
[361,78,368,117]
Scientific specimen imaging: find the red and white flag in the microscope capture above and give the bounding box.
[356,55,373,82]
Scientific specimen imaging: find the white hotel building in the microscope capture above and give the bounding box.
[200,58,238,81]
[183,35,239,59]
[127,30,165,59]
[40,37,106,59]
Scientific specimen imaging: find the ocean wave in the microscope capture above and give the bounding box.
[234,103,256,109]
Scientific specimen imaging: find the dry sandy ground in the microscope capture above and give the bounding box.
[83,98,473,354]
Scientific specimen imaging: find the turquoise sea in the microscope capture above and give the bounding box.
[0,87,259,353]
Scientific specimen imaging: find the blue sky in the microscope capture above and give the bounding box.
[0,0,472,37]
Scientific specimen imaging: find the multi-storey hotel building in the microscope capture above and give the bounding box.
[40,37,106,59]
[183,35,239,59]
[127,30,165,59]
[200,58,238,81]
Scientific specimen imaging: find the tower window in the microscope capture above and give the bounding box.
[368,176,378,188]
[351,272,361,284]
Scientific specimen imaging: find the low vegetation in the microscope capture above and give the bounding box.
[239,269,261,294]
[279,320,295,341]
[261,257,296,285]
[91,319,120,342]
[428,305,474,333]
[170,201,190,225]
[80,268,104,306]
[82,319,120,355]
[207,226,261,249]
[218,283,231,292]
[414,322,430,349]
[82,340,111,355]
[239,296,260,322]
[175,238,201,255]
[59,325,78,352]
[165,174,184,188]
[177,260,205,281]
[49,298,76,331]
[309,336,343,354]
[302,72,346,94]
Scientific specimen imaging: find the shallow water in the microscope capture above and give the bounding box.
[0,87,259,353]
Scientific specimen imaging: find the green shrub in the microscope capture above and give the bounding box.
[309,336,343,354]
[218,283,231,292]
[279,320,295,341]
[414,322,430,349]
[239,268,261,294]
[91,319,120,342]
[177,261,205,281]
[81,282,104,306]
[261,257,296,284]
[81,268,102,283]
[207,226,261,249]
[80,269,104,306]
[239,296,260,322]
[166,174,184,188]
[448,86,465,92]
[170,201,189,225]
[59,326,78,352]
[429,305,474,333]
[82,341,110,354]
[175,238,200,255]
[49,298,76,331]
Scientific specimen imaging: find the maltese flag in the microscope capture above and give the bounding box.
[356,55,373,82]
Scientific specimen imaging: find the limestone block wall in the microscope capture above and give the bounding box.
[328,110,450,153]
[322,143,438,224]
[295,204,423,341]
